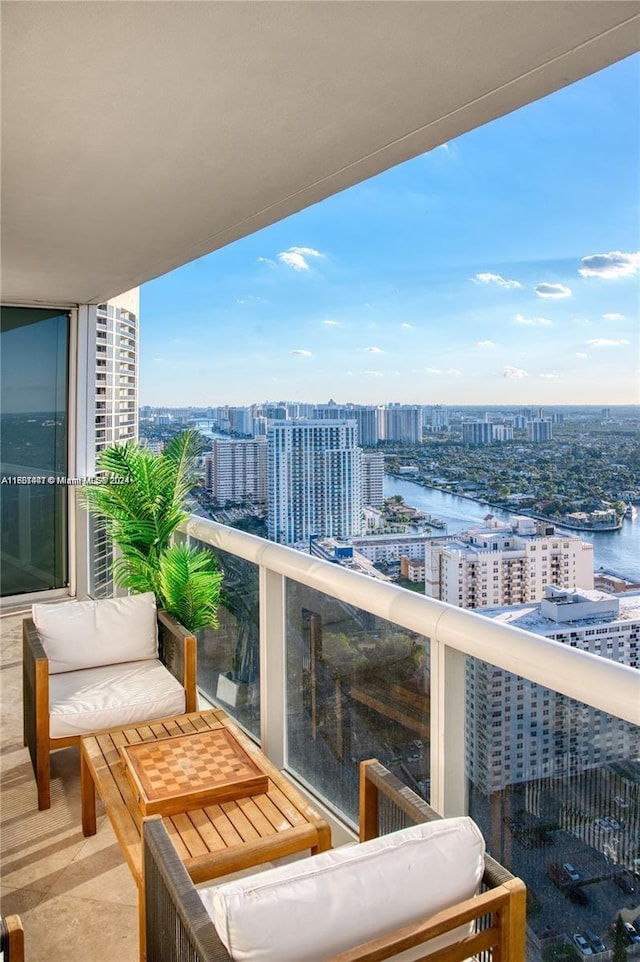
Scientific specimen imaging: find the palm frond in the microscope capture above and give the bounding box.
[84,430,222,633]
[158,543,223,632]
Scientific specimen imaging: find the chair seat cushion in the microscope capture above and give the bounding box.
[199,816,485,962]
[49,659,185,738]
[33,592,158,674]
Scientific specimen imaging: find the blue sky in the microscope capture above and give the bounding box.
[141,54,639,408]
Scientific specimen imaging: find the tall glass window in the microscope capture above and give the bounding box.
[0,307,69,596]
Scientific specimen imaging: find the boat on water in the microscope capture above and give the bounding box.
[425,515,447,529]
[625,503,638,519]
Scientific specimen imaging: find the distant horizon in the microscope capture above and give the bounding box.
[139,401,639,413]
[140,55,639,408]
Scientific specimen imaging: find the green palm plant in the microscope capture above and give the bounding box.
[83,429,222,632]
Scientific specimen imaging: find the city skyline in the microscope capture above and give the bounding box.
[140,55,639,408]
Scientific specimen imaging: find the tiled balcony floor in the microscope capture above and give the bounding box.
[0,610,139,962]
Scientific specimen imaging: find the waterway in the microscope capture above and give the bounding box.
[384,476,640,583]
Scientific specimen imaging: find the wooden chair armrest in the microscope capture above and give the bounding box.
[23,617,51,806]
[157,611,197,712]
[327,880,526,962]
[359,759,440,842]
[23,617,48,663]
[144,816,230,962]
[0,914,25,962]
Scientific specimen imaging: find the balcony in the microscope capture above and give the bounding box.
[3,519,637,960]
[2,4,639,958]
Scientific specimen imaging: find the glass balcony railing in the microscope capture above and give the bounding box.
[180,515,639,955]
[285,580,430,820]
[190,539,260,741]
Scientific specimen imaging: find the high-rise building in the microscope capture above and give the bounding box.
[361,452,384,507]
[461,420,493,445]
[430,405,449,431]
[267,420,362,544]
[425,516,594,608]
[91,289,139,597]
[354,407,380,446]
[491,424,513,442]
[205,438,267,504]
[528,418,553,442]
[467,588,640,795]
[382,405,421,443]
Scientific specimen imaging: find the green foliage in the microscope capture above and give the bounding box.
[613,915,629,962]
[158,544,223,633]
[83,430,221,632]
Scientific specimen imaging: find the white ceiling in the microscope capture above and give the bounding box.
[2,1,639,307]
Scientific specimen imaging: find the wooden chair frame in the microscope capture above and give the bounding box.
[143,759,526,962]
[0,914,25,962]
[23,609,197,810]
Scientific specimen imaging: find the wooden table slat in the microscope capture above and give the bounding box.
[169,812,210,858]
[219,800,262,843]
[262,784,308,827]
[163,816,191,862]
[186,808,227,854]
[250,793,293,833]
[201,803,245,847]
[235,795,278,837]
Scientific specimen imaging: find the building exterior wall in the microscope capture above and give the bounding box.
[425,520,594,608]
[267,420,362,545]
[90,289,139,598]
[528,418,553,442]
[205,438,267,503]
[466,594,640,794]
[361,452,384,507]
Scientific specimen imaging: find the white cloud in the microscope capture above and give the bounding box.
[539,372,560,379]
[586,338,630,348]
[446,368,462,376]
[471,272,522,289]
[579,251,640,279]
[362,346,383,353]
[602,313,625,321]
[476,340,497,349]
[535,283,572,298]
[290,349,313,357]
[514,313,552,326]
[363,370,384,377]
[575,352,588,359]
[438,143,450,153]
[323,319,339,326]
[257,256,276,268]
[237,296,262,305]
[401,322,415,329]
[412,367,442,374]
[277,246,324,271]
[504,366,529,379]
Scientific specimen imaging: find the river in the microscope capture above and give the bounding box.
[384,476,640,583]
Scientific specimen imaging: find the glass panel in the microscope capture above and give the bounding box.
[466,657,640,957]
[0,307,69,596]
[191,541,260,739]
[286,581,430,823]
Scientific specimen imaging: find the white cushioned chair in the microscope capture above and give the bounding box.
[23,592,197,810]
[143,760,526,962]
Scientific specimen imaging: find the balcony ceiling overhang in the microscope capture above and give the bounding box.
[2,1,639,307]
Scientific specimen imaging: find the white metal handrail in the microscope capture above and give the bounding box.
[183,516,639,727]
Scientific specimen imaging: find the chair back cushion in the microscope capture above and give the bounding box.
[32,592,158,674]
[200,816,485,962]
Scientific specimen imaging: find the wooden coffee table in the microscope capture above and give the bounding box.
[80,708,331,960]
